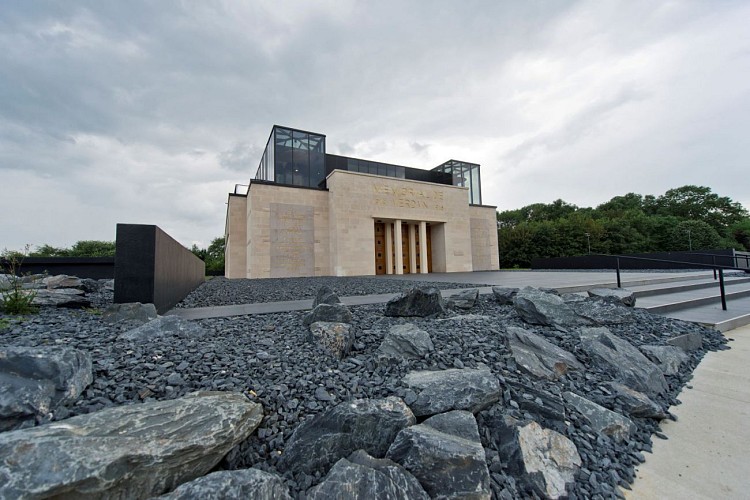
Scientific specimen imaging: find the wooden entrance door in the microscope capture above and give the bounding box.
[374,222,386,275]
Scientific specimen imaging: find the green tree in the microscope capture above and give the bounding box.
[655,185,748,231]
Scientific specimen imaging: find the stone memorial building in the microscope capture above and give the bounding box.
[224,125,499,278]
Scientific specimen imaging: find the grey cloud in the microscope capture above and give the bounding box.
[219,142,263,172]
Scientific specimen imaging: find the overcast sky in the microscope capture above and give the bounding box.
[1,1,748,252]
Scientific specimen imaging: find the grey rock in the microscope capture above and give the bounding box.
[506,380,567,425]
[449,288,479,309]
[579,327,669,396]
[666,332,703,352]
[566,294,636,325]
[640,345,690,375]
[0,345,93,431]
[43,275,83,290]
[587,288,637,307]
[32,288,90,308]
[492,286,519,305]
[606,382,667,419]
[377,323,434,363]
[303,303,353,326]
[307,321,354,360]
[313,285,342,308]
[158,468,292,500]
[309,450,429,500]
[504,326,584,380]
[563,391,636,442]
[0,391,263,499]
[489,415,581,499]
[402,368,501,417]
[281,397,416,475]
[102,302,158,324]
[0,273,11,291]
[387,410,491,499]
[385,286,446,317]
[513,287,590,327]
[119,316,206,343]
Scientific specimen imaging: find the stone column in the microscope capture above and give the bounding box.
[419,221,428,273]
[394,220,403,275]
[385,221,393,275]
[408,223,417,274]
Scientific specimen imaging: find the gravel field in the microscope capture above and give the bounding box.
[0,279,727,499]
[175,276,489,308]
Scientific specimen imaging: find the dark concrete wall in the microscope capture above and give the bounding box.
[4,257,115,279]
[532,250,738,270]
[114,224,205,313]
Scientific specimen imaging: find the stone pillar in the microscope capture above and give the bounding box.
[419,221,428,274]
[394,220,403,275]
[385,221,393,275]
[408,223,417,274]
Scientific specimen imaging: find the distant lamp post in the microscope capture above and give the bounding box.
[686,229,692,251]
[585,232,591,254]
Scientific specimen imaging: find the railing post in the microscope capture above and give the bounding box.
[719,269,727,311]
[713,268,717,280]
[616,257,621,288]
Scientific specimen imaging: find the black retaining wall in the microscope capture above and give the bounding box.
[532,250,739,270]
[2,257,115,279]
[114,224,205,313]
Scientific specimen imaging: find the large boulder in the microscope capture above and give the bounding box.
[402,368,501,417]
[492,286,519,305]
[606,382,667,420]
[313,285,342,308]
[488,415,581,499]
[377,323,434,364]
[387,410,491,499]
[563,391,636,442]
[0,392,263,499]
[102,302,158,324]
[640,345,690,375]
[0,345,92,431]
[448,288,479,309]
[587,288,636,307]
[157,469,291,500]
[281,397,415,475]
[309,450,429,500]
[307,321,354,360]
[385,287,446,317]
[565,294,636,325]
[579,327,669,396]
[31,288,91,309]
[118,316,206,343]
[43,275,83,290]
[666,332,703,352]
[513,288,590,327]
[504,327,584,381]
[303,303,353,326]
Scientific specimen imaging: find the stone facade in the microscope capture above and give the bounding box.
[226,170,498,279]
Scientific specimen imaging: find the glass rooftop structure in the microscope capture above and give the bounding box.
[253,125,483,204]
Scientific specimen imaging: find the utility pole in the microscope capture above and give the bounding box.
[686,229,692,251]
[585,232,591,254]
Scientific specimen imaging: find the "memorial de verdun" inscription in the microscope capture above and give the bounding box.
[372,184,445,211]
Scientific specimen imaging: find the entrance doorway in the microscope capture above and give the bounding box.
[374,221,432,275]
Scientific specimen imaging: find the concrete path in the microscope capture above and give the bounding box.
[169,270,713,320]
[625,324,750,499]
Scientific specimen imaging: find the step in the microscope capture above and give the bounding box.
[631,276,750,298]
[664,296,750,332]
[554,272,718,294]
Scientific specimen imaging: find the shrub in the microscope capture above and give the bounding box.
[1,247,38,315]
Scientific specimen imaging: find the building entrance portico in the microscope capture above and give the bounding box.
[374,220,432,275]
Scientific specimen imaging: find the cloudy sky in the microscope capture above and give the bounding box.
[1,1,748,252]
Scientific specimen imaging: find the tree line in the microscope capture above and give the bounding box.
[15,237,226,275]
[496,185,750,268]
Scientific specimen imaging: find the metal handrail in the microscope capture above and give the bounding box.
[678,251,750,270]
[594,254,748,311]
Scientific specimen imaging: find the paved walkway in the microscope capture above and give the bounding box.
[169,270,712,320]
[625,324,750,499]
